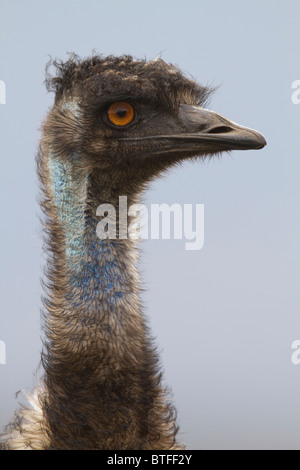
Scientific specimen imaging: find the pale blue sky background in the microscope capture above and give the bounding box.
[0,0,299,450]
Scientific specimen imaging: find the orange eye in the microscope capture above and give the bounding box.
[107,102,135,127]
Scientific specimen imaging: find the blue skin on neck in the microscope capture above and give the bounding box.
[49,152,123,309]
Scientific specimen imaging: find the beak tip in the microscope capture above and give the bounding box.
[254,132,267,150]
[235,128,267,151]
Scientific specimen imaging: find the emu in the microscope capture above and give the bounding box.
[0,54,266,450]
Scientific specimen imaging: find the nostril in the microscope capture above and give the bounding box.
[208,126,233,134]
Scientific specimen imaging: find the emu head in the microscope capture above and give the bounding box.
[44,55,266,190]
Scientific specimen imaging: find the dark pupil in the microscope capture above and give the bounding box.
[117,108,127,118]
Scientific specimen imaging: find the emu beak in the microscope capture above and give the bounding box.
[116,104,266,156]
[176,104,267,152]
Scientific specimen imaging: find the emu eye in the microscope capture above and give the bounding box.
[107,102,135,127]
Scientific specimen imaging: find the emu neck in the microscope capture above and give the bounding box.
[40,150,177,450]
[47,153,141,352]
[44,152,155,448]
[49,154,132,313]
